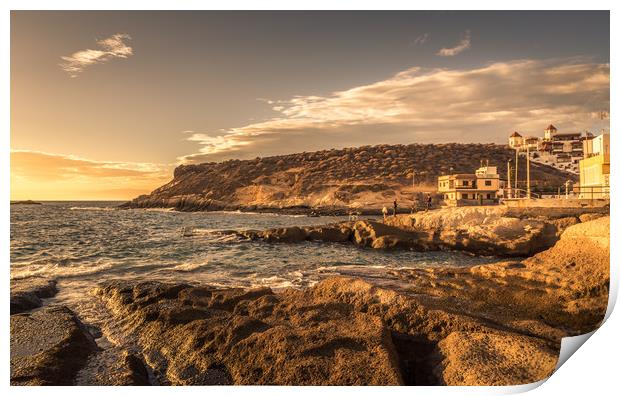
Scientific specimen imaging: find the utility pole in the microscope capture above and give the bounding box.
[565,180,570,199]
[507,160,512,199]
[526,145,531,199]
[514,148,519,197]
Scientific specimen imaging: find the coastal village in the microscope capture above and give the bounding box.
[438,124,610,208]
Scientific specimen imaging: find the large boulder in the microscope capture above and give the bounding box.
[11,306,98,385]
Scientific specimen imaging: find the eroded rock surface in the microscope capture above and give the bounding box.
[94,280,403,385]
[92,275,568,386]
[10,305,98,385]
[385,206,565,256]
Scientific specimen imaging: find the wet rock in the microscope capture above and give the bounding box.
[10,305,98,385]
[75,348,150,385]
[10,278,58,314]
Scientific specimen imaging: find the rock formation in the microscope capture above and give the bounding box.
[10,306,98,385]
[223,206,607,257]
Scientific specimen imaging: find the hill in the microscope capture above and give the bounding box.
[122,143,577,213]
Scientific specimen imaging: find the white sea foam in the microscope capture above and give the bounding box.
[10,261,117,280]
[69,206,115,211]
[167,262,206,272]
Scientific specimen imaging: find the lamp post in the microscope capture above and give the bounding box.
[507,159,512,199]
[514,147,519,197]
[526,145,531,199]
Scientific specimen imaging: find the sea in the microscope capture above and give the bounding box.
[10,201,493,323]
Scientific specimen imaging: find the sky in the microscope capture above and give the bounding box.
[10,11,610,200]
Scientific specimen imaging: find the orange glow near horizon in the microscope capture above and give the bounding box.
[10,150,172,201]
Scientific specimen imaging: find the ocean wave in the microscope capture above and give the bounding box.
[167,262,207,273]
[69,206,115,211]
[10,261,117,281]
[206,210,308,218]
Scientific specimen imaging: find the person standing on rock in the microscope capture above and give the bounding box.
[426,194,432,211]
[393,199,398,217]
[382,206,388,222]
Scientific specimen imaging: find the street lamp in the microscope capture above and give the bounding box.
[507,159,512,199]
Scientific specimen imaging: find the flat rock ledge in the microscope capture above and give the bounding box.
[10,306,98,385]
[10,304,151,386]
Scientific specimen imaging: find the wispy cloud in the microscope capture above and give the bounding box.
[413,33,430,46]
[59,33,133,77]
[437,30,471,57]
[180,59,609,163]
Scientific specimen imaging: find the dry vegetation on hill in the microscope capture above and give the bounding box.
[125,143,577,212]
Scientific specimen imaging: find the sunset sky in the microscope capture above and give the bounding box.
[11,11,610,200]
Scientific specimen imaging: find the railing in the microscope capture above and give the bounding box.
[572,185,610,199]
[503,188,541,199]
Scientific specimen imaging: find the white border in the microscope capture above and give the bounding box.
[2,2,617,395]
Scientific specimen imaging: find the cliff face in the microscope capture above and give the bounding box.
[124,143,577,212]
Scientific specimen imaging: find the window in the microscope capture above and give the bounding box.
[487,194,491,199]
[462,180,469,186]
[462,193,468,199]
[485,180,492,186]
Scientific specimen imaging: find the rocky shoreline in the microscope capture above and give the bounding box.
[219,206,607,257]
[10,207,610,386]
